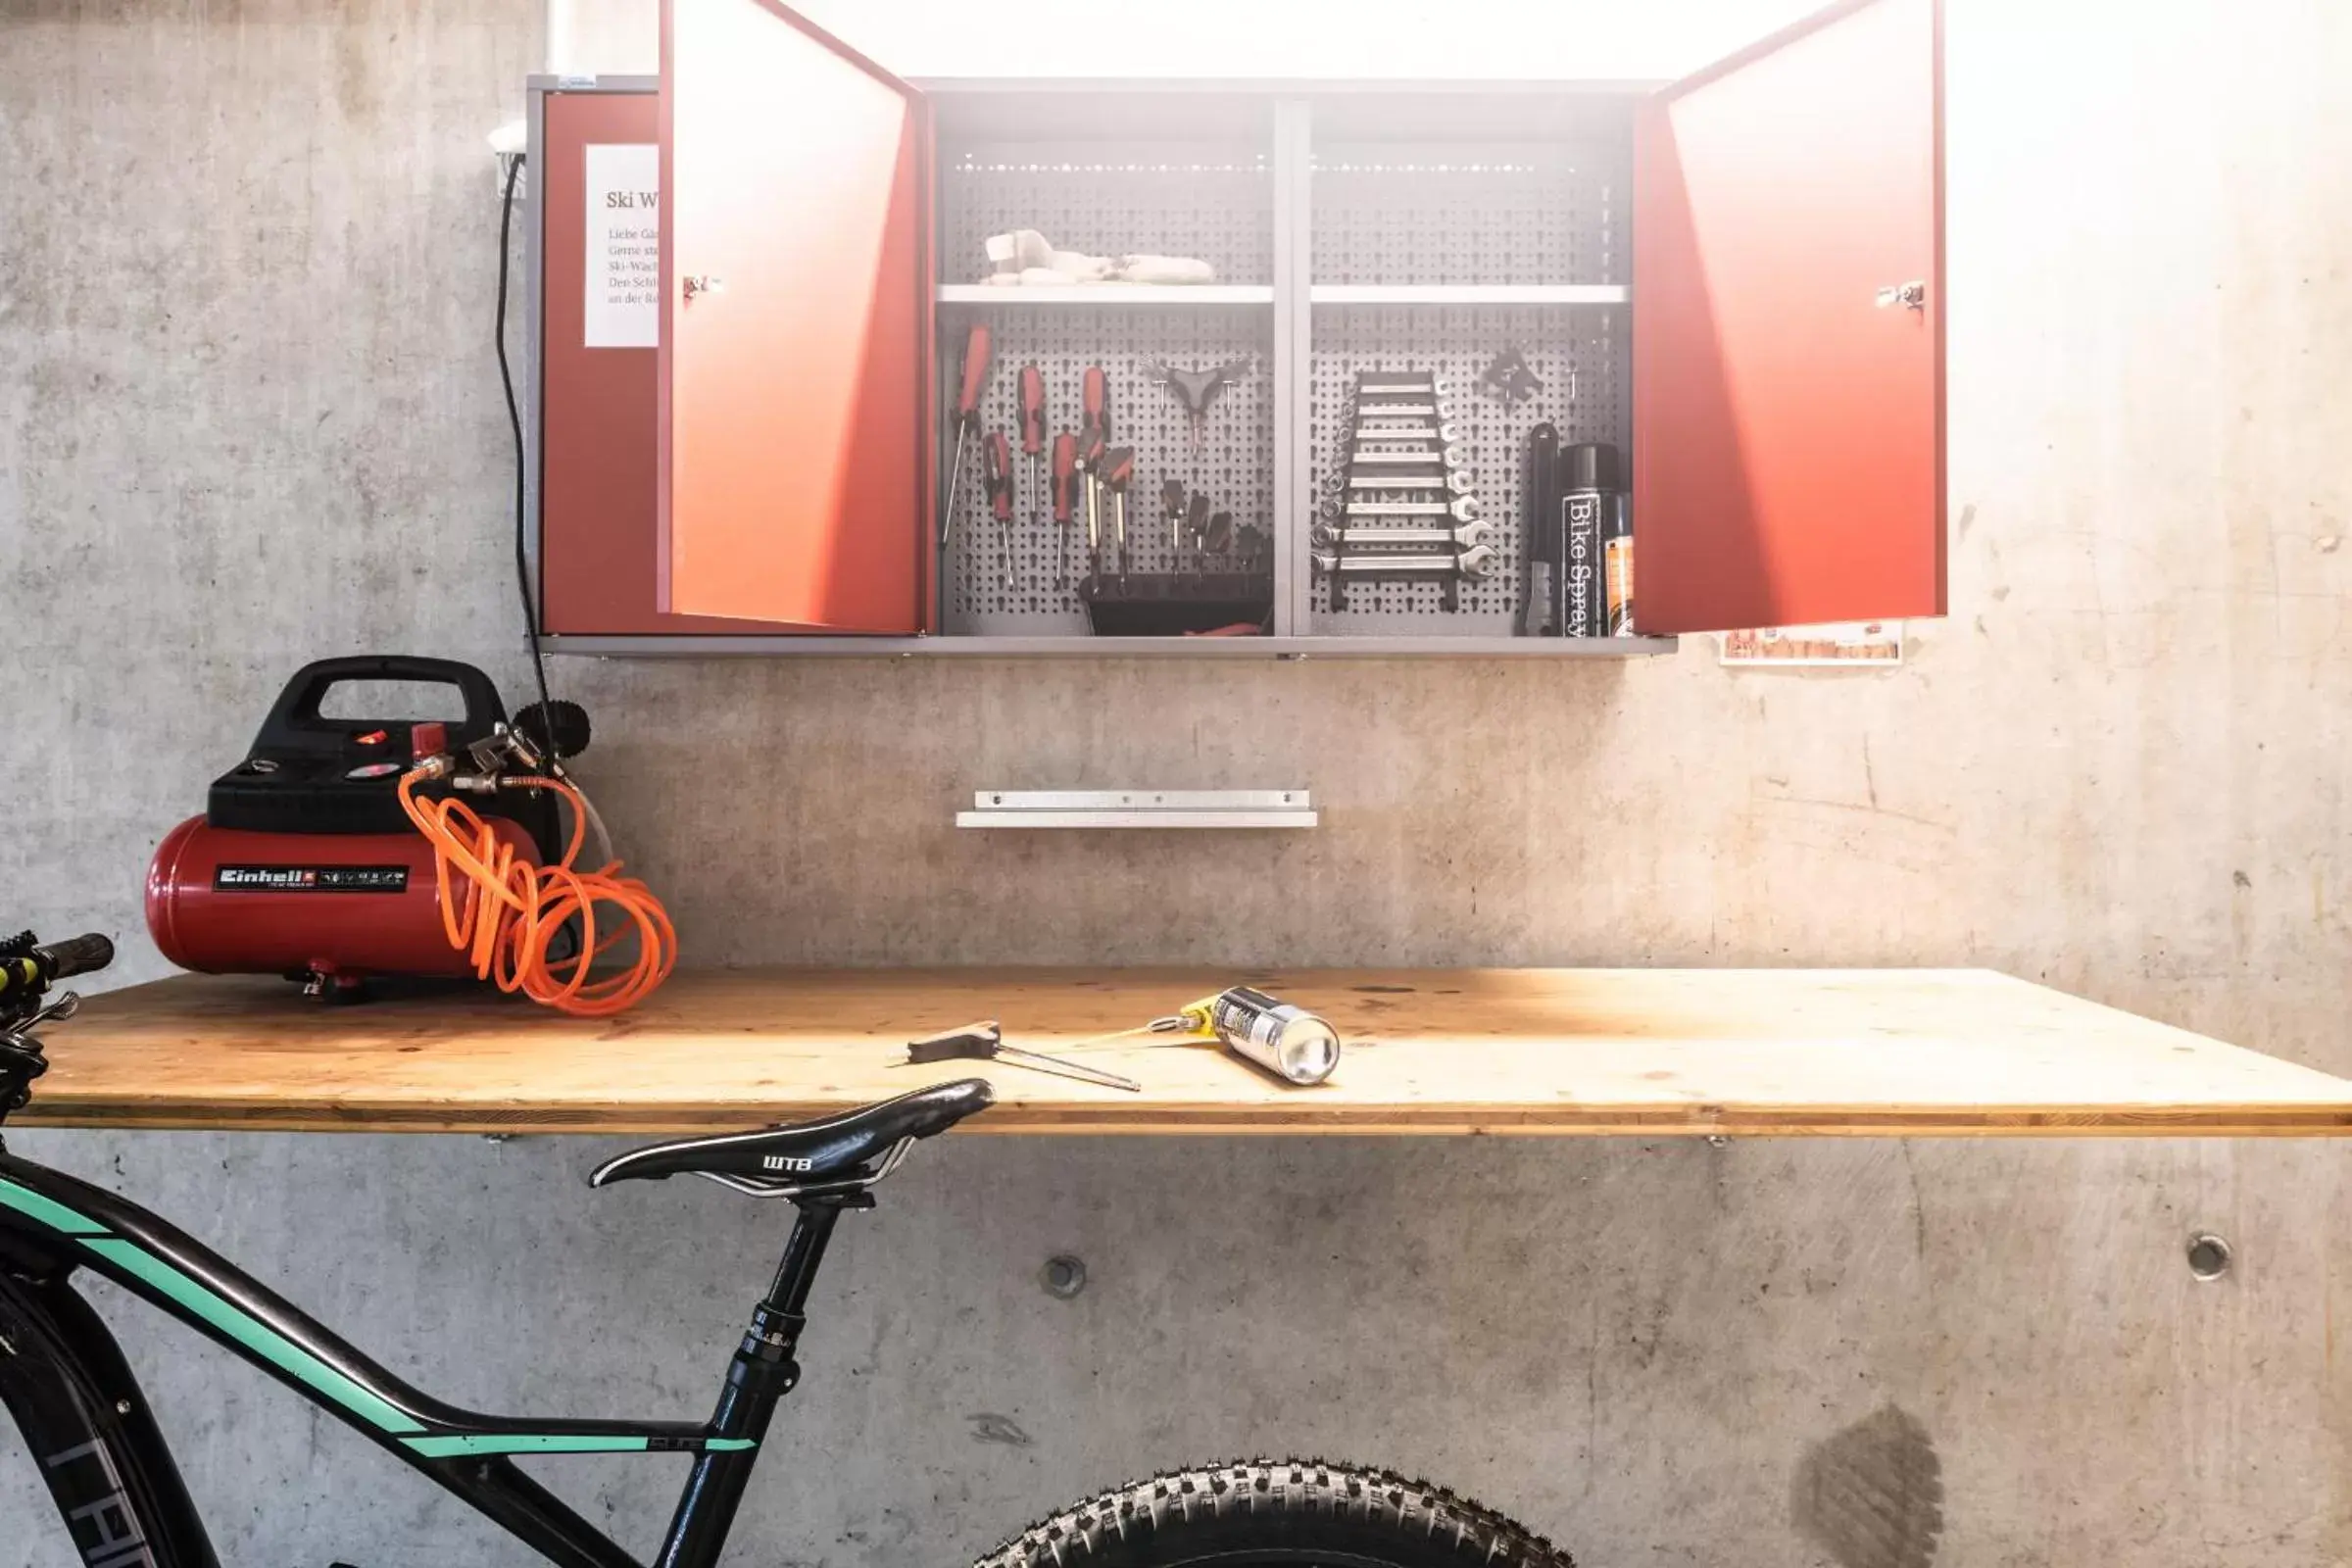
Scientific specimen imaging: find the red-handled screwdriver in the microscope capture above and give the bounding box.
[1075,427,1107,584]
[1050,431,1078,589]
[941,324,993,549]
[1078,366,1109,570]
[983,430,1015,590]
[1101,445,1136,588]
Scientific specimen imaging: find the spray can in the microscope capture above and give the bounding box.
[1601,490,1634,635]
[1555,442,1621,639]
[1200,987,1341,1086]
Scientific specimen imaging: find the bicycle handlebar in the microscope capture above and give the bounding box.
[0,933,115,1009]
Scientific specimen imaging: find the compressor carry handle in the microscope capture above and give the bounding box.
[260,657,509,746]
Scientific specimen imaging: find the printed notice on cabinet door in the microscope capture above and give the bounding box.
[584,143,659,349]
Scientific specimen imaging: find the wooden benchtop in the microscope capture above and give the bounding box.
[18,967,2350,1139]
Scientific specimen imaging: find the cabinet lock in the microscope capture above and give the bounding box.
[1875,280,1927,311]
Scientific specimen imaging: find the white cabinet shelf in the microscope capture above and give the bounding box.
[937,284,1276,307]
[1310,284,1630,306]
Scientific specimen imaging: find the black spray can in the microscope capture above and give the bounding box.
[1554,442,1621,638]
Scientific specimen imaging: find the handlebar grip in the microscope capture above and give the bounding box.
[40,934,115,982]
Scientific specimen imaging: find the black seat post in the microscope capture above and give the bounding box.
[656,1195,861,1568]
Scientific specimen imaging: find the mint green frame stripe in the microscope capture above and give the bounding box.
[0,1177,107,1236]
[403,1434,756,1457]
[80,1240,424,1435]
[406,1434,653,1458]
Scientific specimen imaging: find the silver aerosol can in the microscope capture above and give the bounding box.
[1201,987,1342,1086]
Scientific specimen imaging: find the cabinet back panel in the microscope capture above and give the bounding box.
[940,308,1275,633]
[1309,306,1629,635]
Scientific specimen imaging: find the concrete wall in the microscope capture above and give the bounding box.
[4,2,2350,1565]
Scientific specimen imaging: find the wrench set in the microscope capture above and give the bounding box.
[1313,370,1489,612]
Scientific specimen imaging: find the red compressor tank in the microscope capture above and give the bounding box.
[144,657,564,997]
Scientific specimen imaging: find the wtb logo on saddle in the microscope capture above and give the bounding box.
[760,1154,814,1173]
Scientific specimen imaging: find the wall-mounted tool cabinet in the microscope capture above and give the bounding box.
[527,0,1944,658]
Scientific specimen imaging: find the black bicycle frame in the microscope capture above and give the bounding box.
[0,1141,843,1568]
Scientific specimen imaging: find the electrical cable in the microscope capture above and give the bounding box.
[399,769,675,1016]
[495,150,561,763]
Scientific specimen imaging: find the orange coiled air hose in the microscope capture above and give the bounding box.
[398,769,675,1016]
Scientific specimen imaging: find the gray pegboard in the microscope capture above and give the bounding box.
[1308,307,1629,636]
[1312,138,1629,287]
[941,140,1273,286]
[942,309,1274,633]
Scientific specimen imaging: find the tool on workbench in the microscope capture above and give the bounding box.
[941,324,993,550]
[1555,442,1619,638]
[1520,421,1561,636]
[1205,510,1233,556]
[983,430,1017,590]
[906,1020,1142,1092]
[1101,445,1136,586]
[1050,430,1078,589]
[1479,347,1544,408]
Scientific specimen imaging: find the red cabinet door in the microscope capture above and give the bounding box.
[1633,0,1943,635]
[661,0,931,631]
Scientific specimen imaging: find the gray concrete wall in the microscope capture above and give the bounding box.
[4,2,2350,1565]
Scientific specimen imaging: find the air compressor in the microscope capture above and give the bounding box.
[145,657,666,1011]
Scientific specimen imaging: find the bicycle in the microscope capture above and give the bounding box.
[0,932,1573,1568]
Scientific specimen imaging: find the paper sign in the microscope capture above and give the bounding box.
[1720,621,1904,666]
[584,143,660,349]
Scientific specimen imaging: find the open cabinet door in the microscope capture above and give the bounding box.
[661,0,930,631]
[1633,0,1942,635]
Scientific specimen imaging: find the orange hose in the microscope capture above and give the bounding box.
[398,769,675,1016]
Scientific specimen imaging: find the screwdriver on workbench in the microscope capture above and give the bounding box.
[941,324,993,550]
[1050,431,1078,589]
[1187,492,1211,565]
[1161,478,1187,554]
[983,430,1016,590]
[1018,364,1046,552]
[1102,446,1136,588]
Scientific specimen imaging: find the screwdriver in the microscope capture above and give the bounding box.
[1050,431,1078,589]
[1018,364,1046,543]
[1161,478,1187,554]
[1186,492,1211,562]
[1102,446,1136,587]
[906,1021,1142,1093]
[983,430,1016,590]
[941,324,993,549]
[1076,427,1107,584]
[1078,366,1109,561]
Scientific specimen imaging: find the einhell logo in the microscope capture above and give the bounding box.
[214,865,408,894]
[761,1154,815,1173]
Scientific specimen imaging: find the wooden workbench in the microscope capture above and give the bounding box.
[22,968,2352,1139]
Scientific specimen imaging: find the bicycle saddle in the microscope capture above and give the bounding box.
[588,1079,994,1193]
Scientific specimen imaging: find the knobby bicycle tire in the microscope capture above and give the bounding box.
[970,1458,1575,1568]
